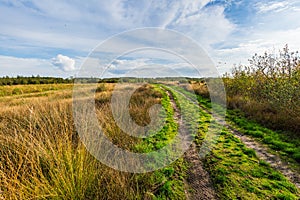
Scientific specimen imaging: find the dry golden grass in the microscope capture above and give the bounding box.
[0,100,100,199]
[0,84,73,97]
[0,83,169,199]
[184,80,300,134]
[178,81,209,99]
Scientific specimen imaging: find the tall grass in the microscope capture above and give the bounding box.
[0,101,102,199]
[0,83,188,199]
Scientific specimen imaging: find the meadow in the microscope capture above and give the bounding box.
[0,83,189,199]
[0,77,299,199]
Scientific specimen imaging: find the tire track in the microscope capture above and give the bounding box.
[164,89,218,200]
[169,86,300,189]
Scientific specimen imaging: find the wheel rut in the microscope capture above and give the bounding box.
[164,89,218,200]
[170,86,300,189]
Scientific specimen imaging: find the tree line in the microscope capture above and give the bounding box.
[0,76,73,85]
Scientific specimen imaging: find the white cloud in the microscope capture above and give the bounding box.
[0,55,67,77]
[208,0,300,74]
[1,0,300,77]
[52,54,76,72]
[105,56,207,78]
[213,26,300,74]
[256,1,290,13]
[0,0,234,53]
[169,5,236,49]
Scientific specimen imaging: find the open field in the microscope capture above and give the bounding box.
[0,82,299,199]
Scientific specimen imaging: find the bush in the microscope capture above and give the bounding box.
[12,88,23,95]
[224,45,300,134]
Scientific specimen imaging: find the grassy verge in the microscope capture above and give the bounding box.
[135,86,178,151]
[226,110,300,164]
[134,85,188,199]
[207,130,299,199]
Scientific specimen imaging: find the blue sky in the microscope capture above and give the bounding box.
[1,0,300,77]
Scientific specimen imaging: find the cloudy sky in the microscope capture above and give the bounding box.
[1,0,300,77]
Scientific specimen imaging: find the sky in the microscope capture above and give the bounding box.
[1,0,300,77]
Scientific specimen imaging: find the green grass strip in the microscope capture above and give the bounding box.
[134,85,188,199]
[167,85,300,199]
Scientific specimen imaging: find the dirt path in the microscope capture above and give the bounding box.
[165,89,218,200]
[230,127,300,188]
[184,143,218,200]
[170,86,300,189]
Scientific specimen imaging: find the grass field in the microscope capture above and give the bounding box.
[0,82,299,199]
